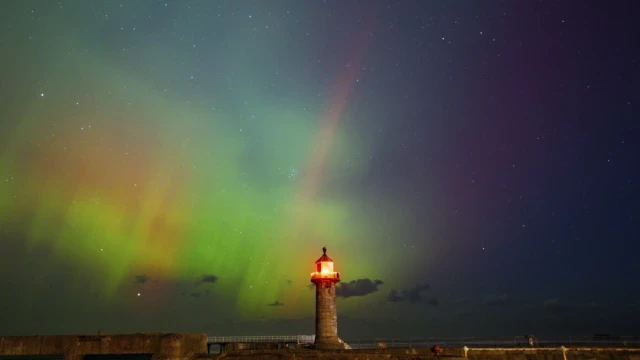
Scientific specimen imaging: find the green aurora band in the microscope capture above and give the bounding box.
[0,23,414,319]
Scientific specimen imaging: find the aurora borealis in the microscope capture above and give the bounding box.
[1,0,639,338]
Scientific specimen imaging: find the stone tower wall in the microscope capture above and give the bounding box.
[313,279,341,349]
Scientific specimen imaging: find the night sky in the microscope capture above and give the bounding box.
[1,0,639,340]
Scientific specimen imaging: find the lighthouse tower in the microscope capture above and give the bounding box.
[310,247,342,349]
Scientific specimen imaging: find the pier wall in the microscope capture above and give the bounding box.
[464,347,640,360]
[199,347,640,360]
[2,334,639,360]
[0,333,207,360]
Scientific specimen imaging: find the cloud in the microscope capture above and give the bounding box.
[388,289,403,302]
[542,298,602,315]
[182,289,212,298]
[451,297,469,305]
[267,301,284,307]
[336,278,384,298]
[134,275,149,284]
[125,274,222,301]
[543,298,560,308]
[198,274,218,285]
[484,293,513,307]
[387,283,436,305]
[543,297,575,315]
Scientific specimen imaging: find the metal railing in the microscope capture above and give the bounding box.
[342,336,640,349]
[207,335,315,344]
[310,272,340,281]
[205,335,640,348]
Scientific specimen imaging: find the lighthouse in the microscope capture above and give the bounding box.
[310,247,342,349]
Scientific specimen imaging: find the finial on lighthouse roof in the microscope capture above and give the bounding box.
[316,246,333,263]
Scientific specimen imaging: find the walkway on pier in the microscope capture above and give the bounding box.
[206,335,315,353]
[207,335,315,345]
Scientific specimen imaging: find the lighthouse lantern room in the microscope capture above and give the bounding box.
[311,247,340,280]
